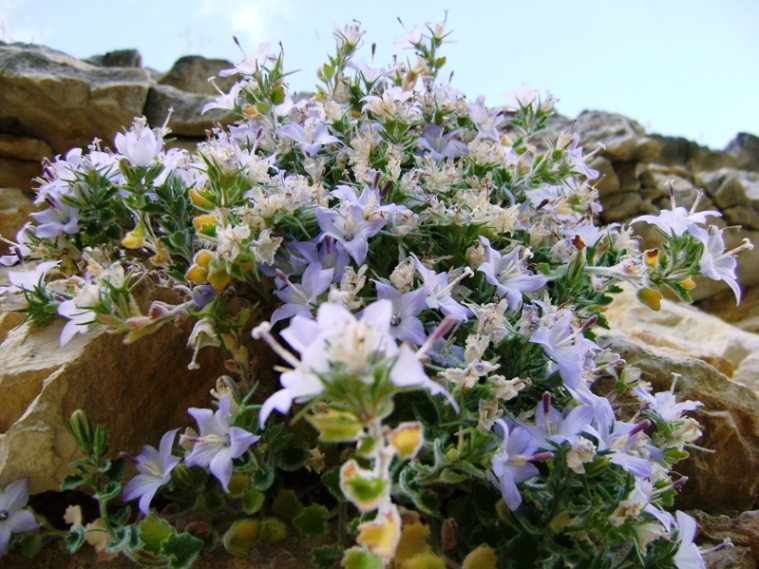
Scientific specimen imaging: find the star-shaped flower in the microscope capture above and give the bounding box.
[0,479,38,558]
[123,429,181,514]
[184,395,259,492]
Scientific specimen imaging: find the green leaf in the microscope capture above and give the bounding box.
[259,517,287,544]
[65,524,87,554]
[61,474,86,491]
[111,506,131,526]
[322,467,345,502]
[19,532,43,557]
[242,487,266,515]
[95,480,121,502]
[251,463,275,491]
[160,532,204,569]
[223,518,260,556]
[98,457,125,480]
[294,504,330,539]
[341,546,383,569]
[312,544,343,569]
[278,444,311,471]
[272,489,303,520]
[139,513,174,555]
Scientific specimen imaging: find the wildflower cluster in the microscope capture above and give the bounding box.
[0,18,749,568]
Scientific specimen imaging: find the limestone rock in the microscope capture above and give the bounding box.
[697,285,759,335]
[0,42,152,154]
[158,55,236,95]
[650,134,736,173]
[604,285,759,382]
[0,310,234,494]
[726,132,759,172]
[697,168,759,214]
[0,187,36,250]
[86,49,143,69]
[574,111,660,163]
[0,157,43,190]
[602,335,759,511]
[693,510,759,566]
[0,134,52,162]
[143,84,234,138]
[588,156,619,197]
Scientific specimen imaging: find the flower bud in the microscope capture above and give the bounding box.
[185,264,208,284]
[356,505,402,561]
[636,287,662,311]
[189,188,215,210]
[340,460,388,512]
[208,268,231,291]
[680,277,696,290]
[306,409,364,442]
[67,409,94,455]
[388,422,423,459]
[192,214,217,230]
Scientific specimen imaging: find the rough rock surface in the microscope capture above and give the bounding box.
[1,40,759,567]
[603,334,759,512]
[0,42,152,155]
[0,304,235,494]
[158,55,236,95]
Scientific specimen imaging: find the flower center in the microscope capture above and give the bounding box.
[390,313,402,327]
[0,509,8,521]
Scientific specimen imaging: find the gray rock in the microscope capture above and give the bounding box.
[726,132,759,172]
[158,55,236,95]
[0,42,152,154]
[650,134,736,173]
[87,49,143,68]
[603,335,759,511]
[143,84,234,138]
[574,111,660,163]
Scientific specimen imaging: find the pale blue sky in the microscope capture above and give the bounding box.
[1,0,757,150]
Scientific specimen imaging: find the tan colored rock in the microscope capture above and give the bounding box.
[0,313,237,495]
[574,111,660,163]
[604,285,759,383]
[0,187,36,250]
[143,84,234,138]
[158,55,236,95]
[602,335,759,511]
[650,134,736,173]
[0,134,52,162]
[0,43,152,154]
[588,156,619,197]
[693,509,759,566]
[0,157,43,190]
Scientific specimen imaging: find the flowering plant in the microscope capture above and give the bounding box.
[0,19,749,568]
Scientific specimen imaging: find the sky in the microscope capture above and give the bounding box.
[1,0,757,150]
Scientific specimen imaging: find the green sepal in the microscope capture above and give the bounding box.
[65,524,87,554]
[341,546,383,569]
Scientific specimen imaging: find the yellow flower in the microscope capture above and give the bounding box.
[356,506,402,561]
[388,422,423,459]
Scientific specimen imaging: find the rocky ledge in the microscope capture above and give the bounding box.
[2,42,759,568]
